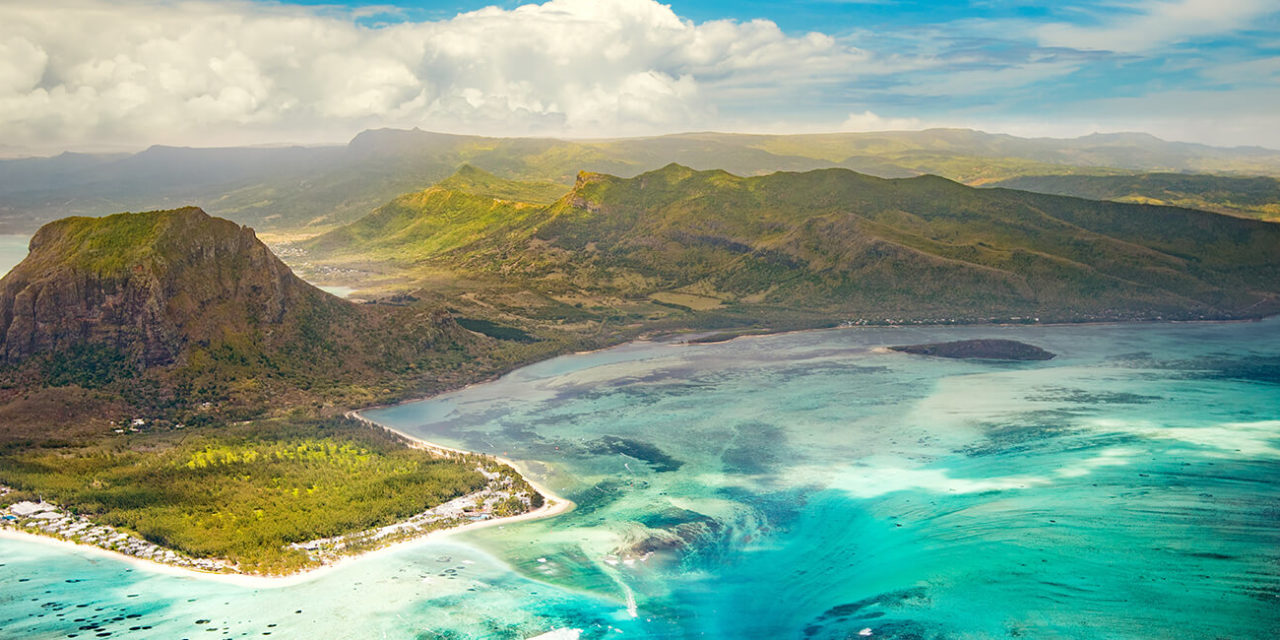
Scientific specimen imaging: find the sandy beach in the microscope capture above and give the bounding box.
[1,421,574,589]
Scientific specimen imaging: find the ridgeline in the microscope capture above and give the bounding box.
[304,164,1280,330]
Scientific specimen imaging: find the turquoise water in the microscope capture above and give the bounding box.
[2,320,1278,639]
[0,235,28,277]
[317,285,357,298]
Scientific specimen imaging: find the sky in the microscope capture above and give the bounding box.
[1,0,1278,155]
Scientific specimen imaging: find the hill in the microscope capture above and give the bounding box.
[986,173,1280,222]
[4,128,1280,234]
[0,207,519,440]
[303,165,1280,326]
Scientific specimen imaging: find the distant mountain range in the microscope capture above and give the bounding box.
[305,164,1280,324]
[3,128,1279,233]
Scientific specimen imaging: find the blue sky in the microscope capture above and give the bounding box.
[2,0,1278,153]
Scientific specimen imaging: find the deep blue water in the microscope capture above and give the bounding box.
[2,319,1278,639]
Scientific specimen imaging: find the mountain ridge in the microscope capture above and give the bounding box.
[304,164,1280,324]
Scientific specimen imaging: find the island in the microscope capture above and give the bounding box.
[888,339,1056,361]
[4,159,1280,580]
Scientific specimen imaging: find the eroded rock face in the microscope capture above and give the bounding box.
[0,207,318,367]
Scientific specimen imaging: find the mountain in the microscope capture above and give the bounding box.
[0,207,341,367]
[4,128,1279,234]
[305,165,1280,324]
[985,173,1280,222]
[306,165,567,259]
[0,208,489,438]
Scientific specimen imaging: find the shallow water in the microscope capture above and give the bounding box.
[316,285,356,298]
[3,320,1278,639]
[0,235,29,277]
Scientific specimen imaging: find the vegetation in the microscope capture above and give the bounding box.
[987,173,1280,221]
[302,164,1280,332]
[0,417,490,573]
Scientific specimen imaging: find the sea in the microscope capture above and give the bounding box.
[0,235,28,278]
[0,303,1277,638]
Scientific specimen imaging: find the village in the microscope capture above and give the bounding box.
[0,486,230,573]
[288,463,538,565]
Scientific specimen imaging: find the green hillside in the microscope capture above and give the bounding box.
[304,165,1280,326]
[987,173,1280,221]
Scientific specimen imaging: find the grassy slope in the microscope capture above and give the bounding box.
[987,173,1280,222]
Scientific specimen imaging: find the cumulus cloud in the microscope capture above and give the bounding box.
[0,0,869,151]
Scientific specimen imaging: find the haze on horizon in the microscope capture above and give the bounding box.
[2,0,1278,156]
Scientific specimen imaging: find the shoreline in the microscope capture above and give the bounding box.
[0,424,575,589]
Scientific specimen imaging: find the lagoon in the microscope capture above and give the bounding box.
[2,319,1278,639]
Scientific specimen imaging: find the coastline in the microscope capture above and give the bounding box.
[0,423,574,589]
[3,314,1269,588]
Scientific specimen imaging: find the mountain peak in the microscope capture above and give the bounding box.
[649,162,697,180]
[1,208,337,367]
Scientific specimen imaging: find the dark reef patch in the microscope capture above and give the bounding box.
[721,421,786,475]
[890,339,1055,361]
[1030,386,1161,405]
[583,435,683,472]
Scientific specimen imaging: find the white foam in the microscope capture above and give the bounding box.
[1088,419,1280,457]
[526,629,582,640]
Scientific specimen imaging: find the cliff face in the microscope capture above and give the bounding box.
[0,207,335,367]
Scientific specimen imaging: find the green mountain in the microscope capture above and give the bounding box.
[4,128,1280,234]
[986,173,1280,222]
[0,207,492,438]
[306,165,1280,324]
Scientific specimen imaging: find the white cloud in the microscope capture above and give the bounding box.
[840,110,923,132]
[1036,0,1276,52]
[0,0,870,151]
